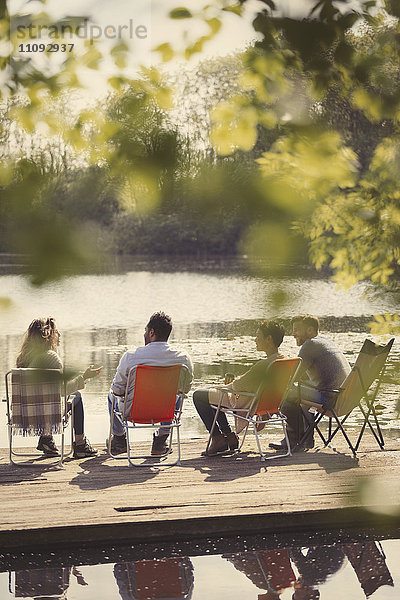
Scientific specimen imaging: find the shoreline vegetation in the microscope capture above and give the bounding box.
[0,250,329,278]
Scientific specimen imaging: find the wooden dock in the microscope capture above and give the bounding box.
[1,436,400,552]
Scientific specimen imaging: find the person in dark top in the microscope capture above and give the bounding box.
[270,315,350,452]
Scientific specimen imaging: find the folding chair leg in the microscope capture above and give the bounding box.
[58,430,65,468]
[125,424,182,468]
[239,424,250,450]
[253,423,266,461]
[326,411,351,444]
[282,421,292,457]
[176,426,181,466]
[8,425,12,465]
[331,413,357,457]
[252,420,292,462]
[371,406,385,447]
[355,404,385,452]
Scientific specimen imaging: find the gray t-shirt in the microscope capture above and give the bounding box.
[299,335,351,393]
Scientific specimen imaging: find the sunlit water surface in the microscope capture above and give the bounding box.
[1,258,399,447]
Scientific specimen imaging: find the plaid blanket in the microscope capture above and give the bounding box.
[11,368,63,436]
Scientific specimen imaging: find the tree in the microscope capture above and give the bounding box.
[0,1,172,283]
[163,1,400,289]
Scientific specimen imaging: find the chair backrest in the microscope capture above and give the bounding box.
[6,368,63,436]
[254,358,302,415]
[123,365,185,424]
[334,338,394,417]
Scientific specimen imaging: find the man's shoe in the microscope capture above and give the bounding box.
[270,436,315,452]
[269,441,288,451]
[303,436,315,449]
[269,438,287,451]
[226,431,239,451]
[37,435,60,457]
[109,434,127,455]
[73,438,98,459]
[151,433,171,456]
[201,433,229,456]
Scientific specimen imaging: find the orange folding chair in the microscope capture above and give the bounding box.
[208,358,302,461]
[108,364,190,467]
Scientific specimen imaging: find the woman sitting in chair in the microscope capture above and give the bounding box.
[193,320,286,456]
[16,317,102,458]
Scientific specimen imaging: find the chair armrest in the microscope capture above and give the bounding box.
[298,383,340,395]
[215,386,255,397]
[301,399,324,409]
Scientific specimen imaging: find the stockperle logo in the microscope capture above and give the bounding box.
[15,18,148,41]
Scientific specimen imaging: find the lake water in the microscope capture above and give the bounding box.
[1,530,400,599]
[1,256,399,448]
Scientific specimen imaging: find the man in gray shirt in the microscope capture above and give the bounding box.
[270,314,351,451]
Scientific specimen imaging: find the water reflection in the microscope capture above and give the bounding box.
[3,539,397,600]
[345,542,394,598]
[225,542,394,599]
[9,566,87,598]
[114,558,194,600]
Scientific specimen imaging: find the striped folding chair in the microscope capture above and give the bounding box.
[207,358,302,461]
[4,368,71,467]
[108,364,191,467]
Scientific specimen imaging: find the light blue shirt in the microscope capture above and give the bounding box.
[111,341,193,397]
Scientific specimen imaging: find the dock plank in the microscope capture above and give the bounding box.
[1,436,400,550]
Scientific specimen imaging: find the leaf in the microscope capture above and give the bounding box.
[206,18,221,36]
[110,41,128,69]
[154,42,174,62]
[169,7,192,19]
[108,76,126,90]
[81,46,102,70]
[222,4,243,16]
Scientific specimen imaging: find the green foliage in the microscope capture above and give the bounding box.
[0,2,180,283]
[45,167,120,226]
[368,314,400,336]
[169,8,193,19]
[257,130,358,207]
[167,0,400,291]
[303,136,400,287]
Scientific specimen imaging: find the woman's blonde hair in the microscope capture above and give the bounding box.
[16,317,58,367]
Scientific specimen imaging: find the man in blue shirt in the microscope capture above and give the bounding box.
[270,314,351,452]
[108,311,193,456]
